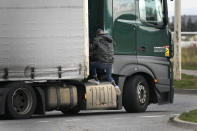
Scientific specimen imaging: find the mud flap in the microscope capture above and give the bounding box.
[0,88,9,115]
[170,61,174,103]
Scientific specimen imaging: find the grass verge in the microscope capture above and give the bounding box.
[174,74,197,89]
[182,47,197,70]
[182,66,197,70]
[179,110,197,123]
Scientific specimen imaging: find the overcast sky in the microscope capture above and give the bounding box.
[168,0,197,17]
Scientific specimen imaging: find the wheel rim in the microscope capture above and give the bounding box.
[137,82,147,104]
[11,88,33,115]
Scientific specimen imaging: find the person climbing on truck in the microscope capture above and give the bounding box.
[88,29,121,96]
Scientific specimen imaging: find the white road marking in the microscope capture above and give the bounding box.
[65,119,81,122]
[139,115,166,118]
[38,121,49,123]
[171,114,180,116]
[113,117,125,120]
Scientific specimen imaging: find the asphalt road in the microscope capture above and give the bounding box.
[0,94,197,131]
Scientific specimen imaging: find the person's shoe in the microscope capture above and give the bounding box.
[83,78,88,83]
[111,81,121,96]
[88,76,100,85]
[88,79,100,85]
[83,75,94,83]
[114,85,121,96]
[93,76,99,81]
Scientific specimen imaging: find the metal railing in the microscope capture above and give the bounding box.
[172,32,197,48]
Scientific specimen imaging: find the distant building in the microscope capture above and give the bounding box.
[170,15,197,32]
[171,15,197,23]
[182,15,197,23]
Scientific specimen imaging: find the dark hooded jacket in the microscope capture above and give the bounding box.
[91,34,114,64]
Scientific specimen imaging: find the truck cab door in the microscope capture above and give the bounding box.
[136,0,171,57]
[113,0,137,55]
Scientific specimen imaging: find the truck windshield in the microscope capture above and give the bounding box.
[139,0,164,25]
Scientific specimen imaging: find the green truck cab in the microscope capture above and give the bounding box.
[89,0,173,111]
[0,0,173,119]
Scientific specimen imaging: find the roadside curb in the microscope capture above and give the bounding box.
[175,88,197,95]
[170,115,197,129]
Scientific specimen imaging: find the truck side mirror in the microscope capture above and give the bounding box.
[163,0,169,26]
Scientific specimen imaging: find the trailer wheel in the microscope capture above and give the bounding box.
[123,75,149,113]
[6,83,37,119]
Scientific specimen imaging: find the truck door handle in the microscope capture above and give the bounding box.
[139,46,146,52]
[132,26,136,30]
[131,25,137,30]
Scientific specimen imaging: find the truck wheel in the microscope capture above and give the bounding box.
[6,83,37,119]
[123,75,149,113]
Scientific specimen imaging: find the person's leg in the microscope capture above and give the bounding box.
[90,62,112,82]
[91,62,108,75]
[105,65,117,85]
[88,62,100,84]
[92,63,116,84]
[105,64,121,96]
[105,64,114,83]
[90,62,97,78]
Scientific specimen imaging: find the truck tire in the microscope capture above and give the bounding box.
[6,83,37,119]
[123,75,149,113]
